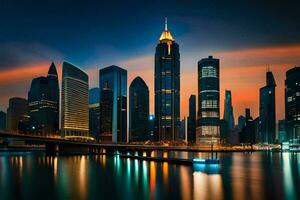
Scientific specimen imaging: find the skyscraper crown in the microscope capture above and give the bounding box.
[48,62,58,77]
[159,18,174,42]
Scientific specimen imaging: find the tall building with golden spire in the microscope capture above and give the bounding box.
[155,18,180,141]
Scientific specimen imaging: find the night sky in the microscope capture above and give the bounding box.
[1,0,300,121]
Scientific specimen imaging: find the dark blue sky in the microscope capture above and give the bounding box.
[1,0,300,69]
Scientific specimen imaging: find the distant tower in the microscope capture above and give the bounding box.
[99,65,127,143]
[155,18,180,141]
[223,90,235,130]
[89,88,100,139]
[259,70,276,144]
[61,62,89,139]
[285,67,300,143]
[129,77,149,142]
[28,62,59,136]
[197,56,220,145]
[187,95,196,143]
[0,111,6,131]
[6,97,28,133]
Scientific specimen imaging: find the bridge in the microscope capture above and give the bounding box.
[0,131,258,155]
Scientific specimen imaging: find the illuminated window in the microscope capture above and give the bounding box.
[202,111,219,117]
[201,100,218,108]
[287,96,293,102]
[199,126,219,136]
[201,66,217,78]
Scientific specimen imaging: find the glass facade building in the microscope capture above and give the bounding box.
[129,76,149,142]
[197,56,220,145]
[99,65,127,143]
[285,67,300,143]
[28,62,59,136]
[259,71,276,144]
[61,62,89,139]
[155,19,180,141]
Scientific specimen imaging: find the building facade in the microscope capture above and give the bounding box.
[155,19,180,141]
[99,65,127,143]
[285,67,300,143]
[187,94,196,143]
[129,77,149,142]
[278,119,286,143]
[259,71,276,144]
[61,62,89,139]
[89,88,100,139]
[197,56,220,145]
[28,62,59,136]
[6,97,28,133]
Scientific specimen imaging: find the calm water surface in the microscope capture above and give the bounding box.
[0,152,299,200]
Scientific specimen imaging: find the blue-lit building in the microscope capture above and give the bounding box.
[285,67,300,143]
[89,88,100,139]
[61,62,89,139]
[129,77,149,142]
[197,56,220,145]
[28,62,59,136]
[99,65,127,143]
[155,19,180,141]
[187,95,196,143]
[259,71,276,144]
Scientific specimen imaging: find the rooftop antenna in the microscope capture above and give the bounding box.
[165,17,168,31]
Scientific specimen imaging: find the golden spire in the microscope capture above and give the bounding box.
[159,17,174,42]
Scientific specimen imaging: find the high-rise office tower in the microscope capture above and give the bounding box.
[99,82,113,142]
[187,95,196,143]
[99,65,127,143]
[285,67,300,143]
[223,90,235,130]
[28,62,59,136]
[259,70,276,144]
[89,88,100,139]
[237,115,246,130]
[155,18,180,141]
[129,76,149,142]
[197,56,220,145]
[6,97,28,133]
[0,111,6,130]
[61,62,89,139]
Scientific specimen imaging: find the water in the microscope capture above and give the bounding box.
[0,151,299,200]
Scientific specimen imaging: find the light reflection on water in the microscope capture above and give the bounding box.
[0,152,299,200]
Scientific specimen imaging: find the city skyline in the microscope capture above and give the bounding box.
[1,1,300,122]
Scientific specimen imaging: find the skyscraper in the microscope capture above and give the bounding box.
[187,95,196,143]
[223,90,235,131]
[240,108,256,144]
[155,18,180,141]
[0,111,6,131]
[197,56,220,145]
[99,65,127,143]
[285,67,300,143]
[259,70,276,144]
[278,119,286,143]
[61,62,89,139]
[6,97,28,133]
[28,62,59,136]
[99,82,113,142]
[129,76,149,142]
[89,88,100,139]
